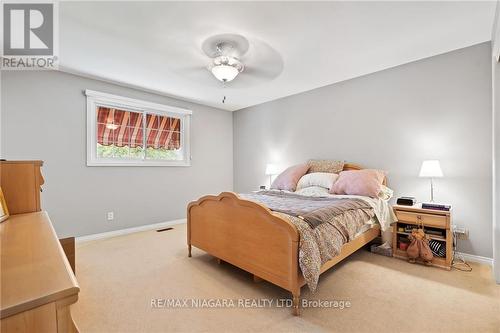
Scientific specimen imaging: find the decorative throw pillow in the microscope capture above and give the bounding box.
[296,172,339,191]
[307,159,345,174]
[330,169,386,197]
[271,164,310,191]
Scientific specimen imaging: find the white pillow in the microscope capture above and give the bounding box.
[295,186,330,197]
[296,172,339,191]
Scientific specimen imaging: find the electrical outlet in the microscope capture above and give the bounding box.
[453,225,469,240]
[107,212,114,221]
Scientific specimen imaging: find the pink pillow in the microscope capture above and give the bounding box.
[271,164,310,191]
[330,169,386,197]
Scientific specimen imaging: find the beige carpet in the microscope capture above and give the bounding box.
[72,224,500,333]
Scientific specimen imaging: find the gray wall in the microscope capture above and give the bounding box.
[494,54,500,281]
[234,42,492,258]
[492,1,500,282]
[1,71,233,237]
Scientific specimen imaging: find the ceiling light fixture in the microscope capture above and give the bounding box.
[209,55,244,83]
[211,64,239,82]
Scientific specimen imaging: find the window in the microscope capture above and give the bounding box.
[86,90,191,166]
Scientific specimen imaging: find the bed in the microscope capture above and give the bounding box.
[187,163,393,315]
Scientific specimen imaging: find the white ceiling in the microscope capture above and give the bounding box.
[60,1,497,111]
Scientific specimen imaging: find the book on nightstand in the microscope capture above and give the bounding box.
[421,203,451,211]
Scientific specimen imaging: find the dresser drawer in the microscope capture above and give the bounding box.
[395,210,449,229]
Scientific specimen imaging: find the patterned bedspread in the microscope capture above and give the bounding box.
[240,191,375,291]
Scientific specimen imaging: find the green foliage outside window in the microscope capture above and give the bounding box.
[97,144,181,160]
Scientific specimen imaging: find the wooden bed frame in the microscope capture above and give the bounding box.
[187,163,383,315]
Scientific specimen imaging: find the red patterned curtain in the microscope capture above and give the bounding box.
[96,107,181,149]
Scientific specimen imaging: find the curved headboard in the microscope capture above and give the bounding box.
[343,163,387,186]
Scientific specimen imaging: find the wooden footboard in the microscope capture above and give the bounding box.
[187,192,301,301]
[187,191,380,315]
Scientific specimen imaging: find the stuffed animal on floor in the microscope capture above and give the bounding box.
[406,228,434,265]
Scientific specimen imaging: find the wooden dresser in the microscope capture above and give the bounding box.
[0,161,75,271]
[0,160,80,332]
[0,160,45,214]
[0,212,80,332]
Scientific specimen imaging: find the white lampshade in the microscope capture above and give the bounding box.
[211,65,239,82]
[265,164,280,176]
[419,160,443,178]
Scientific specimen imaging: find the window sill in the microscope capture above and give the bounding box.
[86,160,191,167]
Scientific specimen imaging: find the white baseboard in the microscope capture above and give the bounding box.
[76,223,495,267]
[455,251,493,266]
[76,218,186,243]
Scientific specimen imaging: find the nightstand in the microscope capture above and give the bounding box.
[392,204,452,270]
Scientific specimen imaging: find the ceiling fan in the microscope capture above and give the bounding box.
[203,35,248,83]
[176,34,283,89]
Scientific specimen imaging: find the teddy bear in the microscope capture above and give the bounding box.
[406,228,434,265]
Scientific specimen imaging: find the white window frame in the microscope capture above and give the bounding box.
[86,90,192,167]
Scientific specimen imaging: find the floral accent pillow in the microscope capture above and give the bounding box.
[307,159,345,174]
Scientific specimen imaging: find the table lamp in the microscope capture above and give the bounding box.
[419,160,443,202]
[265,164,280,189]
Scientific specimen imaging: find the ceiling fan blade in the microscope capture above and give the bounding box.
[172,65,222,86]
[176,65,208,73]
[240,38,284,81]
[243,66,280,80]
[201,33,250,58]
